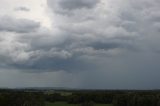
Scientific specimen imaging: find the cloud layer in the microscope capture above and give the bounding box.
[0,0,160,89]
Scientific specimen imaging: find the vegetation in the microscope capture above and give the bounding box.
[1,89,160,106]
[46,102,78,106]
[0,91,45,106]
[46,102,112,106]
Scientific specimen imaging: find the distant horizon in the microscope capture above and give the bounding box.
[1,86,160,91]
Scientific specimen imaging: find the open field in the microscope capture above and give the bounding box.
[46,102,113,106]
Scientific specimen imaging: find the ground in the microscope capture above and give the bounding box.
[46,102,113,106]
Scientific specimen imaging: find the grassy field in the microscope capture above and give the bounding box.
[46,102,113,106]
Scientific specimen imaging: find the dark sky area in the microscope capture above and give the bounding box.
[0,0,160,89]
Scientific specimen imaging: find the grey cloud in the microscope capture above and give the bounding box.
[47,0,99,15]
[89,41,134,51]
[10,56,93,72]
[0,0,160,89]
[21,0,160,74]
[0,0,141,72]
[58,0,99,10]
[0,16,40,33]
[47,0,99,10]
[1,0,160,89]
[0,27,136,72]
[14,6,30,12]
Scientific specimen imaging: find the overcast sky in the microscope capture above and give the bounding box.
[0,0,160,89]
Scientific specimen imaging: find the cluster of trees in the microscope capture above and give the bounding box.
[0,91,45,106]
[45,92,98,106]
[67,92,113,104]
[81,101,95,106]
[45,93,67,102]
[113,92,160,106]
[45,91,114,104]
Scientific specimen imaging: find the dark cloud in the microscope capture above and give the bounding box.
[47,0,99,15]
[0,26,136,73]
[0,0,142,73]
[58,0,99,10]
[0,16,40,33]
[10,55,95,72]
[88,41,133,51]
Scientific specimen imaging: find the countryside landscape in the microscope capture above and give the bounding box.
[1,88,160,106]
[0,0,160,106]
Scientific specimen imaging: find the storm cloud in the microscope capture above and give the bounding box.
[0,0,160,89]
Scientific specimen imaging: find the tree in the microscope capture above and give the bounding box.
[81,101,94,106]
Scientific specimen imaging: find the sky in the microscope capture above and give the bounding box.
[0,0,160,89]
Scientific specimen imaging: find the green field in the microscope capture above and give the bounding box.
[46,102,113,106]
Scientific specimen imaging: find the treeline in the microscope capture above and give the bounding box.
[113,93,160,106]
[0,91,45,106]
[45,90,160,106]
[1,89,160,106]
[45,92,114,104]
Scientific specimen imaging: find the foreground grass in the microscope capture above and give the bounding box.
[46,102,113,106]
